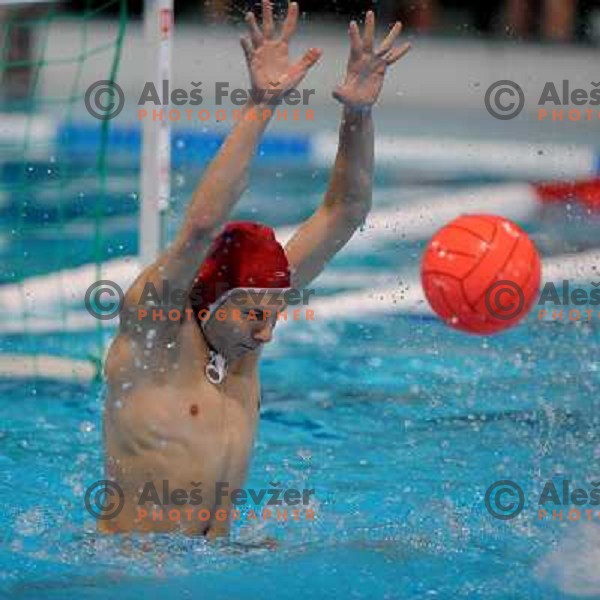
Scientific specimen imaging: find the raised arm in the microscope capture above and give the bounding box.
[121,1,321,336]
[285,12,411,288]
[185,1,321,235]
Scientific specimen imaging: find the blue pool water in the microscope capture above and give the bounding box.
[2,158,600,598]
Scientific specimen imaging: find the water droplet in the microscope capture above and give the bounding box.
[297,448,312,461]
[367,357,382,368]
[15,508,46,536]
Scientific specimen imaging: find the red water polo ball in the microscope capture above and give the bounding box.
[421,214,541,334]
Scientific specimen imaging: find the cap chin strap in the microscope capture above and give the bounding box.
[199,295,230,385]
[205,349,227,385]
[199,286,291,385]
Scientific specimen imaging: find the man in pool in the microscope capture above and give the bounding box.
[102,1,411,538]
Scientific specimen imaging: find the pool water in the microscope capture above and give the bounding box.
[1,161,600,599]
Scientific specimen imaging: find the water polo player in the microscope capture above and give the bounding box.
[102,1,411,538]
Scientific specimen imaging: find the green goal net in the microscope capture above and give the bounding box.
[0,0,128,381]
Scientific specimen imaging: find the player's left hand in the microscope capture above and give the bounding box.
[333,12,411,110]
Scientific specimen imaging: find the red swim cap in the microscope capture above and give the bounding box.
[191,221,291,312]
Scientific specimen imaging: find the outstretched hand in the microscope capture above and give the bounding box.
[333,11,411,110]
[241,1,322,99]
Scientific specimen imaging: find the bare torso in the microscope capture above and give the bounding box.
[102,308,261,537]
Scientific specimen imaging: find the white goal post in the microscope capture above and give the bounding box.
[139,0,172,266]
